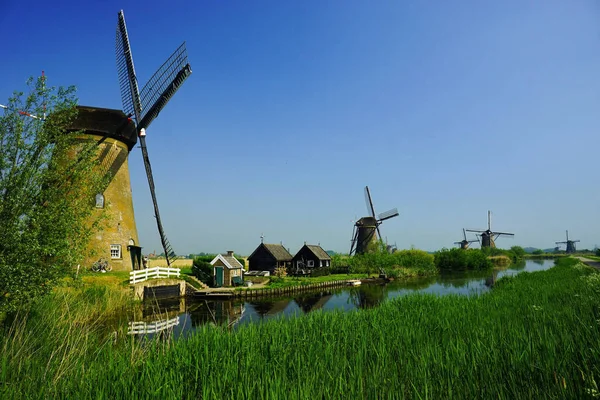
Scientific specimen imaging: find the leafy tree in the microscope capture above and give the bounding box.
[510,246,526,259]
[533,249,544,255]
[0,76,107,313]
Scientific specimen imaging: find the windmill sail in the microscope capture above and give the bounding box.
[138,43,191,130]
[116,10,190,266]
[364,186,381,239]
[116,12,142,121]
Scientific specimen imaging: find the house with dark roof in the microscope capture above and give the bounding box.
[210,251,244,287]
[292,243,331,273]
[248,243,292,274]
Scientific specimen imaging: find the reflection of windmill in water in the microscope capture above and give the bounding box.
[350,186,399,255]
[115,10,192,266]
[555,230,580,254]
[454,229,479,249]
[466,211,514,248]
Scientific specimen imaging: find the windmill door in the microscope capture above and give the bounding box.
[215,267,224,287]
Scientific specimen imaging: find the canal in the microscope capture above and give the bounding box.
[127,258,555,337]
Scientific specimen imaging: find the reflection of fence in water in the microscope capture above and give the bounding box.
[127,316,180,335]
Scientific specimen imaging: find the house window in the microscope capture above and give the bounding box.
[95,193,105,208]
[110,244,122,259]
[308,260,314,267]
[319,260,323,267]
[326,260,330,267]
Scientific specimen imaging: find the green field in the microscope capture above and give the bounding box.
[2,257,600,399]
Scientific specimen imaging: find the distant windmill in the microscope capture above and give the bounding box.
[555,230,580,254]
[349,186,399,255]
[116,10,192,266]
[466,210,514,248]
[454,229,479,249]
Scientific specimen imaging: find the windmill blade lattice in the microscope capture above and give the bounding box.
[116,12,142,121]
[138,43,192,130]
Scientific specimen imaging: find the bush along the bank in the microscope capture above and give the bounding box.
[192,257,214,286]
[481,245,526,263]
[332,245,436,277]
[434,248,492,271]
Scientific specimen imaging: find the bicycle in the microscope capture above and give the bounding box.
[91,258,112,273]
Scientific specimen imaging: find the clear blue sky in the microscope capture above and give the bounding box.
[1,0,599,255]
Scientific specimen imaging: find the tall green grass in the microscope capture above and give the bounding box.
[2,257,600,399]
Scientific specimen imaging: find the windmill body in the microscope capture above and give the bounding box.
[353,217,379,255]
[466,210,514,249]
[555,230,580,254]
[67,106,142,271]
[350,187,399,255]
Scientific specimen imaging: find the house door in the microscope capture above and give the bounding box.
[215,267,224,287]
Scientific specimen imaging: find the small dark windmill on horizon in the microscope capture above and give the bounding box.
[454,228,479,249]
[349,186,399,255]
[555,230,580,254]
[116,10,192,266]
[466,210,514,248]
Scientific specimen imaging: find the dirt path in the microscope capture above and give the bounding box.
[575,257,600,270]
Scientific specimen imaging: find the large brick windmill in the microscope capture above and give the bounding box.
[466,210,514,248]
[555,230,580,254]
[65,10,192,271]
[115,10,192,267]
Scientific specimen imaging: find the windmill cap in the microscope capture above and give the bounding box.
[67,106,138,151]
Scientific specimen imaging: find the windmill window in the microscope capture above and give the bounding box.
[95,193,105,208]
[110,244,122,259]
[308,260,314,267]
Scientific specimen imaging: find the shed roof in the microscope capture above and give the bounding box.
[210,253,244,269]
[249,243,293,261]
[304,244,331,260]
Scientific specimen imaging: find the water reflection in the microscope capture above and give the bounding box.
[347,285,386,309]
[126,259,556,336]
[128,317,180,335]
[187,301,245,328]
[295,292,333,313]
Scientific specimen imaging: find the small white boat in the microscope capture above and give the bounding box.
[347,280,362,287]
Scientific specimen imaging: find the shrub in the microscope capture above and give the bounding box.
[434,248,492,271]
[348,248,436,276]
[192,257,213,286]
[274,266,287,278]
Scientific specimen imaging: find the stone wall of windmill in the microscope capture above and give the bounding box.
[67,107,141,272]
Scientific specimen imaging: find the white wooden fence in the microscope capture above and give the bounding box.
[129,266,181,284]
[127,317,180,335]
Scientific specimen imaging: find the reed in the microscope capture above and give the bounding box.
[2,257,599,399]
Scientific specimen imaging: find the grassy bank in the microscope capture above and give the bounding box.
[2,257,600,398]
